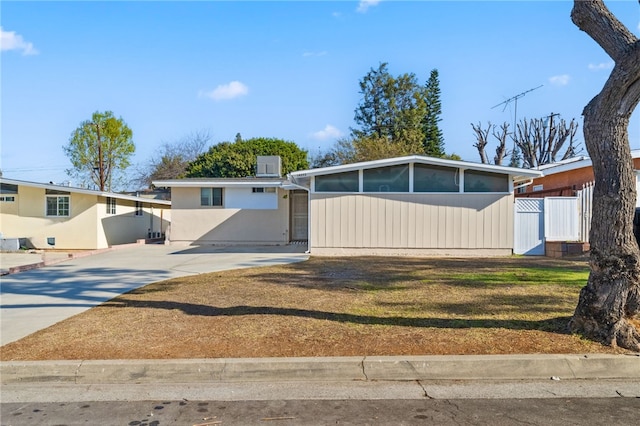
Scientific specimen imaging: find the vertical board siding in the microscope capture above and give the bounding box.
[311,193,513,249]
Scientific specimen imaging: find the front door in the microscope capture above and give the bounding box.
[290,190,308,241]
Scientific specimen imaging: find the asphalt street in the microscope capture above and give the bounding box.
[3,394,640,426]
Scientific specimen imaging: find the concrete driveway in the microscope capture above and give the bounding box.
[0,244,309,346]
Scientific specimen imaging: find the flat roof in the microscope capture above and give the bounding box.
[153,177,285,188]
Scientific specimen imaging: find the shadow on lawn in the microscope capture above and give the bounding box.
[104,298,573,334]
[244,256,590,291]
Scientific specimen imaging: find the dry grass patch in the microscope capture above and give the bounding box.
[0,256,627,360]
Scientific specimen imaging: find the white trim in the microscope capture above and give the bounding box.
[538,149,640,175]
[153,179,284,188]
[289,155,542,179]
[1,178,171,206]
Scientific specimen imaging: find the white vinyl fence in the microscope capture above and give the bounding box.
[576,181,594,244]
[514,196,582,255]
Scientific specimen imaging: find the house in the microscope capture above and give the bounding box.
[154,156,302,246]
[155,155,542,256]
[289,156,541,256]
[516,149,640,201]
[0,178,171,250]
[513,151,640,256]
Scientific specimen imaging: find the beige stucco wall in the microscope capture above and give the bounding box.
[98,197,171,247]
[309,193,514,256]
[0,185,100,249]
[0,185,171,250]
[168,187,290,245]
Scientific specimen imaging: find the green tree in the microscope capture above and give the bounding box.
[422,69,445,156]
[352,63,425,147]
[64,111,134,191]
[568,0,640,351]
[350,63,449,162]
[185,137,308,178]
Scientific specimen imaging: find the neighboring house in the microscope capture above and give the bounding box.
[0,178,171,250]
[513,151,640,255]
[155,155,541,256]
[516,150,640,201]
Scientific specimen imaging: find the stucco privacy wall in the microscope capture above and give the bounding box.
[310,193,514,256]
[97,197,170,247]
[1,185,100,249]
[169,187,290,245]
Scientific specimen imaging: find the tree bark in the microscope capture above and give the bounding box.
[568,0,640,351]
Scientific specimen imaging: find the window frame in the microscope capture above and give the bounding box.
[135,200,144,216]
[106,197,116,214]
[200,187,224,207]
[46,195,70,217]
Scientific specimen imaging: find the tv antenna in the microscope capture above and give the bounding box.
[492,85,543,131]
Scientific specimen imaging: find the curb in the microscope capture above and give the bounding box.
[2,354,638,385]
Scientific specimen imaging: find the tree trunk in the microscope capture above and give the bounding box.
[568,0,640,351]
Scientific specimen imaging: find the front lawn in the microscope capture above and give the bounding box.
[0,256,625,360]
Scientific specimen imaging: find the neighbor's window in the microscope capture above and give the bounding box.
[0,183,18,195]
[464,170,509,193]
[46,195,70,216]
[315,171,359,192]
[363,165,409,192]
[135,201,143,216]
[414,164,459,192]
[106,197,116,214]
[201,187,223,206]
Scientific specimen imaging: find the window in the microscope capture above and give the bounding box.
[464,170,509,193]
[106,197,116,214]
[135,201,143,216]
[414,164,459,192]
[0,183,18,194]
[201,188,223,206]
[252,187,276,193]
[46,195,70,216]
[315,171,359,192]
[533,184,544,192]
[0,196,15,202]
[363,165,409,192]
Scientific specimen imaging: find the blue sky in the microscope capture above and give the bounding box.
[2,0,639,187]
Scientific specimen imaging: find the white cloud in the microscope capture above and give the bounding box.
[588,61,614,71]
[199,81,249,101]
[357,0,381,13]
[0,27,39,55]
[303,51,327,58]
[549,74,570,86]
[311,125,343,141]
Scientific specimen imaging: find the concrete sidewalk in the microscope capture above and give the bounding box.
[0,244,309,345]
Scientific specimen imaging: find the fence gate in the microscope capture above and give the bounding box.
[514,198,545,255]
